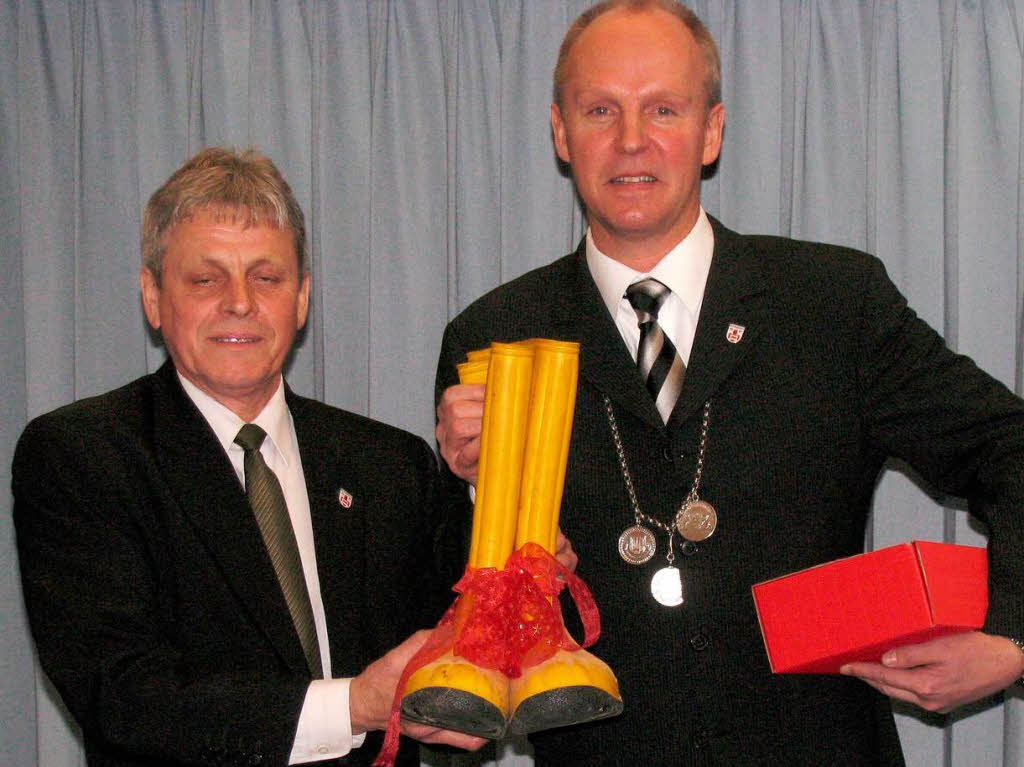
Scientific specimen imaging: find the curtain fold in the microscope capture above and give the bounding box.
[3,2,1023,766]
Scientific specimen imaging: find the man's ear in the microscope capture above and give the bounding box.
[551,103,571,164]
[296,272,311,330]
[702,102,725,166]
[140,268,162,331]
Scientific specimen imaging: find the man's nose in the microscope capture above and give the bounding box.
[617,111,649,153]
[222,278,255,315]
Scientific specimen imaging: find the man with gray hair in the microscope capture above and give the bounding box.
[14,147,483,767]
[435,1,1024,764]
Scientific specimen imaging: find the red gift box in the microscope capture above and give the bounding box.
[751,541,988,674]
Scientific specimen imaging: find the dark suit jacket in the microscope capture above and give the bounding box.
[14,361,460,767]
[436,217,1024,766]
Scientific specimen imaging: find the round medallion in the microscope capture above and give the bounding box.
[650,566,684,607]
[618,524,657,565]
[676,500,718,542]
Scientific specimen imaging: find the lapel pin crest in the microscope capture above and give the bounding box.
[337,487,353,508]
[726,323,745,344]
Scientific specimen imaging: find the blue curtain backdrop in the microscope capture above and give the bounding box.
[2,2,1024,766]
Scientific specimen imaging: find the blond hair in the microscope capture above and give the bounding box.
[142,147,307,284]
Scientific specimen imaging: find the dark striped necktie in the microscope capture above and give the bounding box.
[625,278,685,423]
[234,423,323,678]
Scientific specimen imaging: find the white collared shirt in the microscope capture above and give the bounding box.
[178,374,364,762]
[586,207,715,367]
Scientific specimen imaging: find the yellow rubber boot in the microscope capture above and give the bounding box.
[507,340,623,734]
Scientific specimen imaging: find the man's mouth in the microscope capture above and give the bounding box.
[211,335,260,344]
[611,175,656,184]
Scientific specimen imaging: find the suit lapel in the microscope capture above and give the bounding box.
[549,244,664,429]
[288,392,366,674]
[151,363,310,675]
[671,218,767,427]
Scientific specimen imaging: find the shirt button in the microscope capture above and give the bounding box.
[690,632,710,651]
[316,745,330,755]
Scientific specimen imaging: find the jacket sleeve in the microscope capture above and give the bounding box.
[855,255,1024,642]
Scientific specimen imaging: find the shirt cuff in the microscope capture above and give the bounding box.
[288,678,367,764]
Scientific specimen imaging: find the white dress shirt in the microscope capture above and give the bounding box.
[179,374,365,763]
[586,207,715,366]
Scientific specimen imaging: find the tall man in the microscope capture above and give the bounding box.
[435,2,1024,764]
[13,148,483,767]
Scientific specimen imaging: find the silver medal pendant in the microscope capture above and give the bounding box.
[650,565,684,607]
[618,524,657,565]
[676,499,718,542]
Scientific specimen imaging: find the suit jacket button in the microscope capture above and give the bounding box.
[690,632,710,651]
[681,540,698,556]
[662,447,674,462]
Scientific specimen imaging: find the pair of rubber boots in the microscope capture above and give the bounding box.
[401,339,622,738]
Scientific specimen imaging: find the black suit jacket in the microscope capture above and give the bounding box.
[14,361,459,767]
[436,218,1024,766]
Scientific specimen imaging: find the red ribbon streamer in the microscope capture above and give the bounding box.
[372,543,601,767]
[371,602,458,766]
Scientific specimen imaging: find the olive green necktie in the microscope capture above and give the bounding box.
[234,423,322,678]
